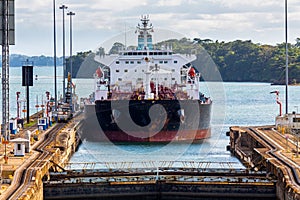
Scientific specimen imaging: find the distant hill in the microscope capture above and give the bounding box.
[65,51,99,78]
[9,37,300,84]
[2,54,63,67]
[90,38,300,84]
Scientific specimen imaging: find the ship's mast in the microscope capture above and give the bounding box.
[136,15,153,50]
[142,17,149,48]
[136,15,154,99]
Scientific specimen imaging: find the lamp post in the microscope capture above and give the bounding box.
[60,5,67,102]
[67,11,75,112]
[53,0,57,113]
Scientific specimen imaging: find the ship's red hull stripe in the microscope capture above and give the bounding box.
[99,129,211,142]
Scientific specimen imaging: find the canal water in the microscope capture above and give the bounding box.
[3,66,300,166]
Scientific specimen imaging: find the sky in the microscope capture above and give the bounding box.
[9,0,300,56]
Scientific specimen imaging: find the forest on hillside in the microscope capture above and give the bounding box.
[67,38,300,84]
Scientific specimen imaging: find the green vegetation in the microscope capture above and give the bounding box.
[68,38,300,84]
[23,120,36,128]
[66,50,99,78]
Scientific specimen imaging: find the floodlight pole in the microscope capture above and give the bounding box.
[53,0,57,112]
[60,5,68,102]
[285,0,289,114]
[67,11,75,112]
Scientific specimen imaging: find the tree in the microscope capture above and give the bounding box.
[109,42,125,54]
[296,38,300,48]
[96,47,105,56]
[66,37,300,82]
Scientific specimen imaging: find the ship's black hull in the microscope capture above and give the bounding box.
[81,100,212,142]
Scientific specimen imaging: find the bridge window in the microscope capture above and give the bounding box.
[116,69,120,73]
[118,78,122,81]
[164,61,168,64]
[293,118,300,122]
[124,69,128,73]
[116,61,120,64]
[159,61,163,64]
[137,61,141,64]
[130,61,134,64]
[174,60,178,64]
[125,61,129,64]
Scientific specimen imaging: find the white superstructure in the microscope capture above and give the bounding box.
[93,15,206,102]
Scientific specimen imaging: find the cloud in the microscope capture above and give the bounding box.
[11,0,300,56]
[157,0,184,7]
[210,0,281,10]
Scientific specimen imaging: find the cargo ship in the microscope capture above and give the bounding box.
[82,15,212,142]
